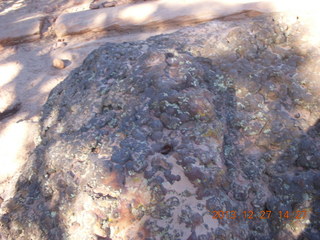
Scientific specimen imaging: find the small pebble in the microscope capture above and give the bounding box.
[102,1,116,8]
[52,58,65,69]
[89,2,100,9]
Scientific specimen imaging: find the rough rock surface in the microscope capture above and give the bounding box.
[89,0,152,9]
[1,13,320,240]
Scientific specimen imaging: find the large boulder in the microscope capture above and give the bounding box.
[1,13,319,240]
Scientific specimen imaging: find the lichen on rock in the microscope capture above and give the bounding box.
[1,13,320,240]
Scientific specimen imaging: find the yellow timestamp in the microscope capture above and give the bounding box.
[211,210,309,220]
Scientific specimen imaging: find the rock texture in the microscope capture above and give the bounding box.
[89,0,150,9]
[0,17,41,46]
[52,58,66,69]
[1,13,320,240]
[54,0,272,38]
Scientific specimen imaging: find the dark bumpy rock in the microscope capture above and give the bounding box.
[1,13,320,240]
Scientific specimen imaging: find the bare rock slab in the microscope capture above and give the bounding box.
[54,0,273,37]
[0,17,41,46]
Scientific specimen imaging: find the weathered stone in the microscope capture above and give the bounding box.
[54,0,274,37]
[52,58,65,69]
[93,222,108,238]
[0,17,41,46]
[1,13,320,240]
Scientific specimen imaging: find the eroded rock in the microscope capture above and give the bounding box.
[1,13,319,240]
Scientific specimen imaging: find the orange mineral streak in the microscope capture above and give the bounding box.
[101,171,124,190]
[115,200,135,228]
[122,175,151,210]
[108,174,151,239]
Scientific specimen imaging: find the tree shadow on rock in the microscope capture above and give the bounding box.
[1,12,320,240]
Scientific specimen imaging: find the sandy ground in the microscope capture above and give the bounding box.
[0,0,319,208]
